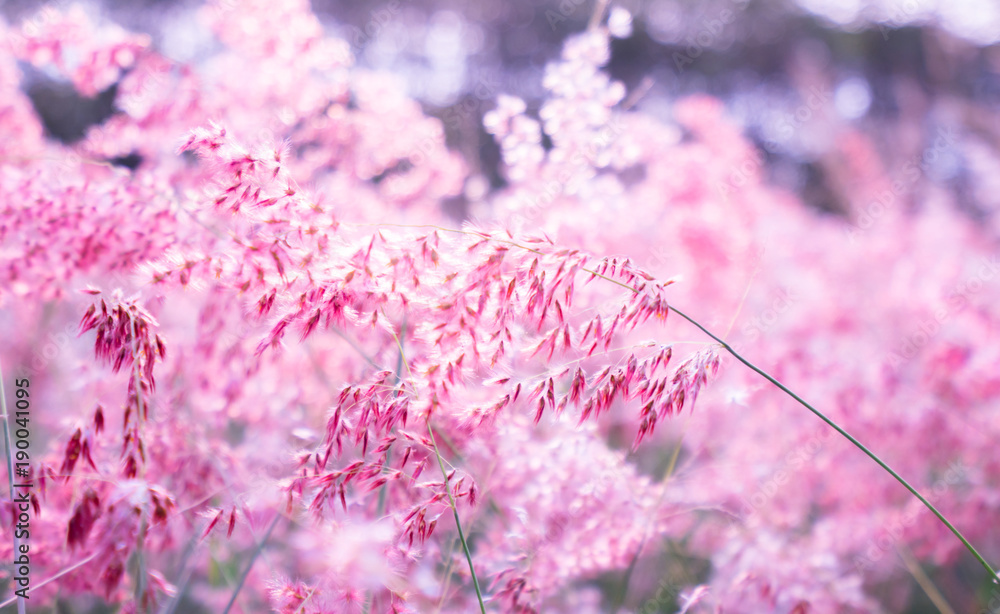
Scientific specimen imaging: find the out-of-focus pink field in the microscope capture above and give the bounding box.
[1,0,1000,612]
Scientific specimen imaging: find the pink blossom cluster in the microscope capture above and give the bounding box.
[0,1,999,613]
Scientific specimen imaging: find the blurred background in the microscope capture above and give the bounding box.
[3,0,999,224]
[3,1,1000,612]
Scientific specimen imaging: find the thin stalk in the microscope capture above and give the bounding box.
[0,360,27,614]
[127,316,147,474]
[433,537,460,614]
[667,305,1000,585]
[0,552,99,608]
[896,544,956,614]
[427,420,486,614]
[0,500,141,609]
[134,517,148,612]
[574,263,999,584]
[349,222,1000,584]
[127,316,150,612]
[428,430,506,521]
[613,424,689,611]
[587,0,610,31]
[331,327,382,370]
[221,514,282,614]
[364,318,408,614]
[160,529,203,614]
[377,316,408,517]
[291,585,319,614]
[160,559,194,614]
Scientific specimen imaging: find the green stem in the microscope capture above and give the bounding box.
[434,537,460,613]
[614,432,688,610]
[377,316,408,518]
[668,305,1000,585]
[221,514,282,614]
[348,223,1000,585]
[427,420,487,613]
[134,517,148,612]
[161,532,200,614]
[365,319,409,614]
